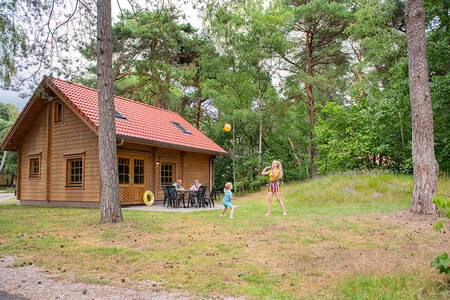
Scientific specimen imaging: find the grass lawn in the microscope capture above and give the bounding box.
[0,173,449,299]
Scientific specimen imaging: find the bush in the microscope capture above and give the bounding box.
[430,195,450,274]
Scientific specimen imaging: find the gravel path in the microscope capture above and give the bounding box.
[0,290,28,300]
[0,193,15,201]
[122,204,224,213]
[0,256,190,300]
[0,193,17,205]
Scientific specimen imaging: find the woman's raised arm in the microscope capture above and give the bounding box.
[261,166,270,175]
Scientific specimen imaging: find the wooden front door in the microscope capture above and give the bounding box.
[118,155,146,205]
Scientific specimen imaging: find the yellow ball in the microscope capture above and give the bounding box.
[224,123,232,132]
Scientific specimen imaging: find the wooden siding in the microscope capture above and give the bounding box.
[17,148,21,199]
[19,105,48,200]
[155,148,181,200]
[48,101,100,202]
[0,174,12,186]
[183,152,212,193]
[18,99,100,203]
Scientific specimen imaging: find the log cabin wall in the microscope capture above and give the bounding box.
[155,148,181,200]
[119,142,214,201]
[48,100,100,203]
[18,98,100,206]
[183,152,212,193]
[19,102,48,201]
[154,150,212,200]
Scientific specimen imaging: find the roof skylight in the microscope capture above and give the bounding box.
[115,109,127,120]
[171,121,192,134]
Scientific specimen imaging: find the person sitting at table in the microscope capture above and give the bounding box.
[190,180,201,191]
[173,179,185,191]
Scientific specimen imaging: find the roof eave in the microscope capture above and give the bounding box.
[0,77,48,151]
[117,134,229,156]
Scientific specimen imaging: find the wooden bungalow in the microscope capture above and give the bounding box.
[0,171,15,187]
[0,77,227,208]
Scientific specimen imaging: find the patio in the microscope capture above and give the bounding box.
[122,203,225,213]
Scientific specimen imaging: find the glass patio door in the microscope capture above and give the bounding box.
[132,158,145,204]
[118,156,146,205]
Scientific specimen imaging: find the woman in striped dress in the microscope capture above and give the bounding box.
[261,161,287,216]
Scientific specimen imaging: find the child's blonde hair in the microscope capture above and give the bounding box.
[273,160,283,179]
[224,182,233,190]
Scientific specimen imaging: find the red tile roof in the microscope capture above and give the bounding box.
[49,78,227,155]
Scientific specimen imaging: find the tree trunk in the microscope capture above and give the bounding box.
[257,89,263,175]
[351,42,365,98]
[306,83,317,178]
[158,85,171,109]
[356,68,365,97]
[288,137,301,182]
[0,151,7,172]
[232,119,236,185]
[258,111,262,174]
[195,101,202,129]
[405,0,439,214]
[398,111,406,152]
[97,0,122,223]
[305,33,318,178]
[304,146,310,180]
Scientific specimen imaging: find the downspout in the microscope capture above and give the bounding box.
[209,158,214,193]
[117,138,124,146]
[46,102,51,202]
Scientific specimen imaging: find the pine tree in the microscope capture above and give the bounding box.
[271,0,351,177]
[405,0,439,214]
[97,0,122,223]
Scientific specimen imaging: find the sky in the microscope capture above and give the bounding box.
[0,0,202,112]
[0,89,28,110]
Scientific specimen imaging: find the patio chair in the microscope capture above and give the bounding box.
[196,185,208,207]
[166,185,185,208]
[185,188,198,208]
[202,187,217,207]
[162,185,170,207]
[164,185,175,207]
[163,185,180,207]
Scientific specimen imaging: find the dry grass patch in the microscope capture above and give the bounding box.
[0,173,449,298]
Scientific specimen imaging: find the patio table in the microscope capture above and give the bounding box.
[174,190,186,208]
[181,190,200,208]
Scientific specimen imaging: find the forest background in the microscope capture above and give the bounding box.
[0,0,448,192]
